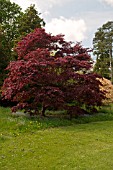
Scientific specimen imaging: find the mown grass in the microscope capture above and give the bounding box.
[0,105,113,170]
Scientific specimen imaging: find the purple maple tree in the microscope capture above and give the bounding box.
[2,28,106,116]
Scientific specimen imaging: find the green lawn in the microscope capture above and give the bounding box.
[1,106,113,170]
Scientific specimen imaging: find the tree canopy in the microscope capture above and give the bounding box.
[0,0,45,59]
[0,29,8,86]
[93,21,113,83]
[0,0,22,58]
[18,5,45,37]
[2,28,106,116]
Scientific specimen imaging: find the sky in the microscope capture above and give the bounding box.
[10,0,113,49]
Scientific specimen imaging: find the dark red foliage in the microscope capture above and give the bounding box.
[2,28,106,116]
[67,106,89,119]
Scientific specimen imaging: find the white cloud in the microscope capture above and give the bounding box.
[34,0,73,9]
[10,0,41,11]
[101,0,113,6]
[45,17,87,42]
[11,0,73,11]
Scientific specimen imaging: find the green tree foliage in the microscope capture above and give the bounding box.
[0,0,45,83]
[0,27,8,86]
[0,0,45,59]
[93,21,113,82]
[0,0,22,59]
[12,4,45,60]
[18,5,45,38]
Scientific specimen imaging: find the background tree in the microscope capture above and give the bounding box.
[12,4,45,60]
[0,0,22,59]
[0,26,10,105]
[93,21,113,83]
[2,28,105,116]
[0,0,45,60]
[0,27,8,87]
[18,5,45,37]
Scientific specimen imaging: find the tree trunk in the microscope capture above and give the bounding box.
[41,106,46,117]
